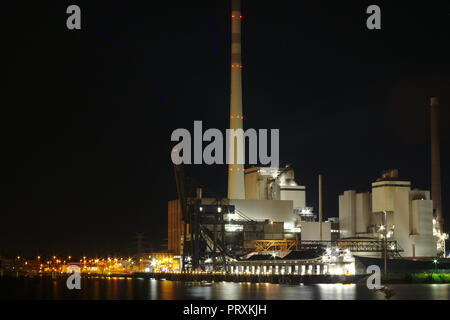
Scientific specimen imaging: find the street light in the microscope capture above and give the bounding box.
[433,259,438,272]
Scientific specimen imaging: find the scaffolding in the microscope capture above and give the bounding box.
[248,239,403,258]
[251,239,298,253]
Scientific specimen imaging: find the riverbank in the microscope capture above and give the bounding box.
[3,271,450,284]
[135,272,450,284]
[360,273,450,284]
[134,271,362,284]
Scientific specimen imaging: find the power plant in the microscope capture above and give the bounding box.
[167,0,447,275]
[339,169,441,258]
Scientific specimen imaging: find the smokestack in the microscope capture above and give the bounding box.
[430,97,444,233]
[319,174,323,241]
[227,0,245,199]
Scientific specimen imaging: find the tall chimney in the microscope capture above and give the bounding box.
[227,0,245,199]
[430,97,444,233]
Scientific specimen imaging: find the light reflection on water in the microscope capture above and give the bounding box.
[1,277,450,300]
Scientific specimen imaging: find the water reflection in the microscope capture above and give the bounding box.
[159,280,175,300]
[1,277,450,300]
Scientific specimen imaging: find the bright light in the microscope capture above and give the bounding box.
[284,222,301,233]
[332,267,343,275]
[344,249,352,260]
[346,263,356,275]
[225,224,243,232]
[300,207,313,215]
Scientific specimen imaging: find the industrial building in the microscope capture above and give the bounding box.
[227,247,355,276]
[166,0,376,273]
[165,0,447,275]
[168,164,332,263]
[339,169,444,258]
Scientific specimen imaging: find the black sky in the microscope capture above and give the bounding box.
[3,1,450,257]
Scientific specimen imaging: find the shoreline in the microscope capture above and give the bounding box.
[2,271,450,285]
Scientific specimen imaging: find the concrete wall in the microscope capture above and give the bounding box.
[280,187,306,210]
[414,200,434,237]
[244,170,258,200]
[244,167,276,200]
[243,224,264,241]
[230,199,294,223]
[411,199,436,257]
[375,186,436,257]
[263,222,284,240]
[372,180,411,213]
[411,199,421,235]
[300,221,331,241]
[339,190,356,238]
[339,191,372,238]
[413,236,437,257]
[356,192,371,234]
[242,222,284,241]
[393,188,411,256]
[263,221,284,234]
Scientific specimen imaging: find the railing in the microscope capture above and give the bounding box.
[247,239,403,255]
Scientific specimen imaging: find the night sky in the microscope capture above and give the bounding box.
[4,1,450,257]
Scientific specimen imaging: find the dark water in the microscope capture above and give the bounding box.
[1,276,450,300]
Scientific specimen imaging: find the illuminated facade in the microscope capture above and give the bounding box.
[339,170,442,258]
[228,247,356,276]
